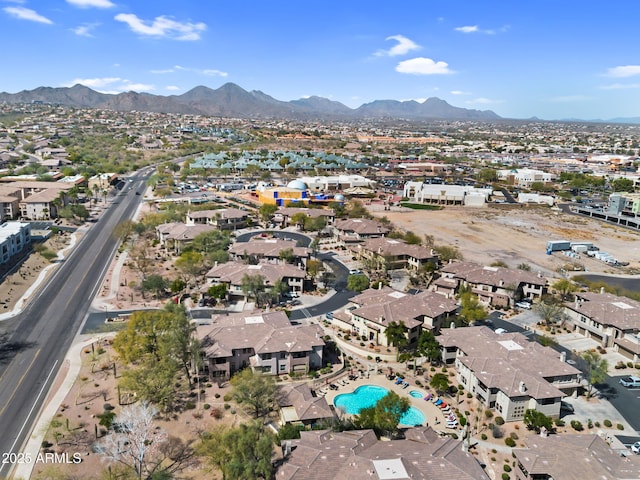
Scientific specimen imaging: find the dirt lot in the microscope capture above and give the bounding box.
[369,203,640,279]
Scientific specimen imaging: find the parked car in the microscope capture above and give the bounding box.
[515,301,532,310]
[560,401,574,414]
[632,442,640,454]
[619,376,640,388]
[494,328,508,335]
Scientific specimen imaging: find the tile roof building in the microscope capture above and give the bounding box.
[329,286,458,347]
[435,261,546,308]
[277,427,489,480]
[277,383,335,427]
[439,326,582,421]
[229,237,311,267]
[564,291,640,358]
[513,433,640,479]
[197,310,325,381]
[354,237,439,271]
[204,261,306,300]
[155,222,217,254]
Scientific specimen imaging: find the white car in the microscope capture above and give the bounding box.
[631,442,640,454]
[515,301,532,310]
[619,376,640,388]
[494,328,508,335]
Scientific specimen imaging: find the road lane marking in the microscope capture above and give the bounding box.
[5,360,58,464]
[0,349,41,417]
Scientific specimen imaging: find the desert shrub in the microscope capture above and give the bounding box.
[617,423,624,430]
[103,403,114,411]
[510,432,518,440]
[184,401,196,410]
[495,416,505,425]
[223,394,232,402]
[504,437,516,447]
[224,403,231,410]
[604,419,612,427]
[481,433,487,440]
[210,408,223,419]
[503,464,512,472]
[203,403,210,410]
[570,420,583,431]
[554,418,565,427]
[214,393,221,399]
[502,474,510,480]
[485,409,494,419]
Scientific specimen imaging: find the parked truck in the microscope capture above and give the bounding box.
[546,240,571,254]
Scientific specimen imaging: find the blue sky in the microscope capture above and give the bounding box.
[2,0,640,120]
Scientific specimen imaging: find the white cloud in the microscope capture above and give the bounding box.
[66,0,114,8]
[450,90,470,95]
[466,97,503,105]
[151,65,227,77]
[3,6,53,24]
[455,25,478,33]
[114,13,206,41]
[604,65,640,78]
[165,85,180,91]
[600,83,640,90]
[63,77,155,93]
[202,69,228,77]
[72,23,98,37]
[122,83,154,92]
[395,57,453,75]
[375,35,420,57]
[455,25,503,35]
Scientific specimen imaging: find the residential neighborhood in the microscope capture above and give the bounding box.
[2,101,640,480]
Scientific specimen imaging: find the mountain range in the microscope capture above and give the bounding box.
[0,83,502,121]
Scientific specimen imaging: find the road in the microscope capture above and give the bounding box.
[0,171,150,479]
[234,230,356,321]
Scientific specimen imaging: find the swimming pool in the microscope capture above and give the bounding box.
[334,385,426,426]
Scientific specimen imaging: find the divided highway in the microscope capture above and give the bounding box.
[0,173,150,479]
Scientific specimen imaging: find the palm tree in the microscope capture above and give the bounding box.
[385,321,408,361]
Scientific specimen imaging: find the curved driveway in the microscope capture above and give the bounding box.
[234,230,356,321]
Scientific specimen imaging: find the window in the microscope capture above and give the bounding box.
[262,353,272,360]
[280,364,287,371]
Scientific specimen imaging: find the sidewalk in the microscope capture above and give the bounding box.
[12,333,113,480]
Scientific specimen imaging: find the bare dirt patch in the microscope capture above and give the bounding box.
[370,204,640,277]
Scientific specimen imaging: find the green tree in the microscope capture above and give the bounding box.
[353,391,410,438]
[534,300,564,327]
[230,369,277,418]
[581,350,609,399]
[198,423,274,480]
[290,212,308,229]
[306,258,323,278]
[385,321,408,361]
[120,356,179,410]
[208,283,228,303]
[433,245,463,262]
[458,292,488,325]
[429,372,450,395]
[346,274,370,292]
[278,248,294,264]
[416,330,441,364]
[241,273,266,304]
[552,278,578,300]
[258,203,277,225]
[175,250,205,287]
[141,274,168,298]
[611,177,634,192]
[523,409,554,433]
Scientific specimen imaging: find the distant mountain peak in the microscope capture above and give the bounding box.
[0,83,502,121]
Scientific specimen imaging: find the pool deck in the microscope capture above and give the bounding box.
[318,372,461,433]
